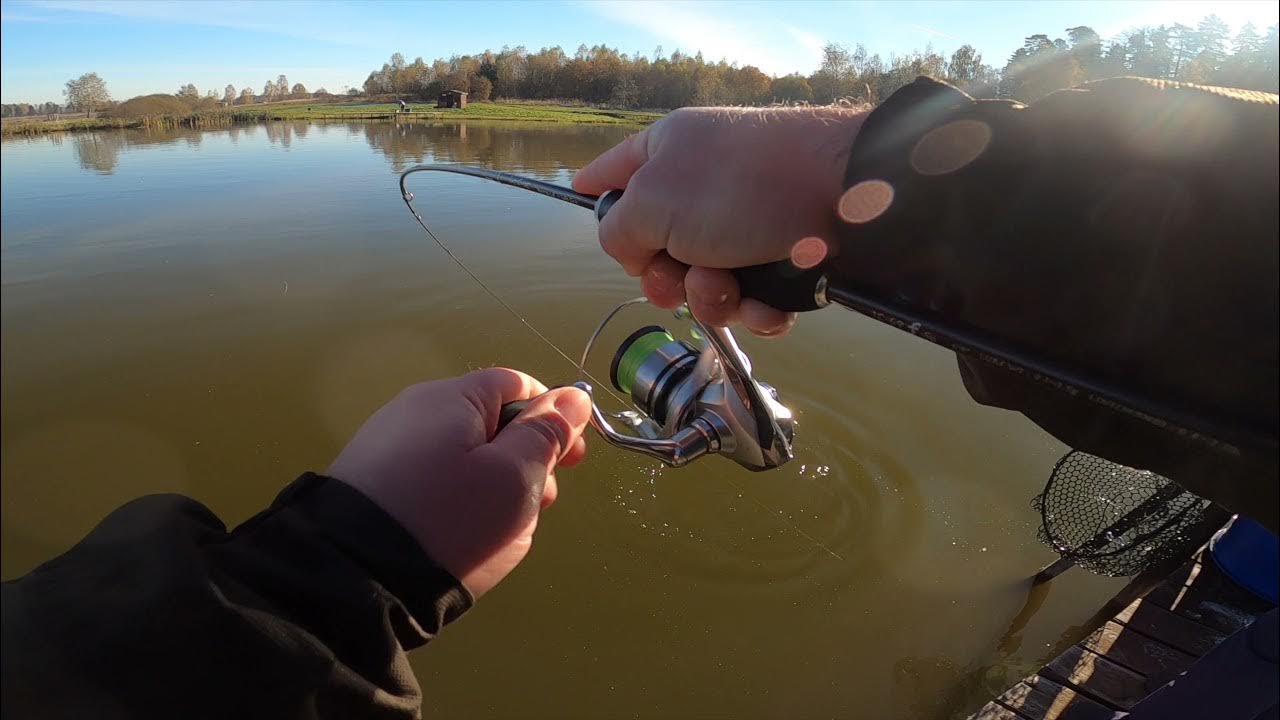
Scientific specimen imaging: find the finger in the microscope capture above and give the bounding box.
[486,386,592,476]
[559,436,588,468]
[596,176,669,276]
[571,129,650,196]
[456,367,548,432]
[740,298,797,338]
[640,252,688,309]
[684,266,741,327]
[541,473,559,510]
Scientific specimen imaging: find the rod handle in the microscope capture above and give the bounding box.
[594,189,828,313]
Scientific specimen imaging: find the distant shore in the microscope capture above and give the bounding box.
[0,100,662,137]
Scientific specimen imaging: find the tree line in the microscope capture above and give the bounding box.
[2,101,65,118]
[142,75,336,115]
[361,14,1277,108]
[6,14,1275,119]
[4,72,339,119]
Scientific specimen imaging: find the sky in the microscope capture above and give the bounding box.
[2,0,1277,104]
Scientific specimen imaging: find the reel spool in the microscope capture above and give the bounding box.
[580,298,795,471]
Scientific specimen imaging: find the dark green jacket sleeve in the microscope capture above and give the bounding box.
[1,473,472,720]
[832,77,1278,529]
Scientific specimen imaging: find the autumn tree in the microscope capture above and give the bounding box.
[610,73,639,108]
[1066,26,1103,78]
[770,74,813,103]
[223,84,236,103]
[63,72,111,117]
[239,87,256,105]
[725,65,771,105]
[811,43,853,103]
[291,83,308,97]
[470,74,494,101]
[947,44,983,84]
[1002,34,1082,101]
[1195,15,1231,66]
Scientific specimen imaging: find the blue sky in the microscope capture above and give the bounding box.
[2,0,1277,104]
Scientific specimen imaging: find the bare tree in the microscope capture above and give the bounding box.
[239,87,256,105]
[223,84,237,103]
[177,83,200,99]
[276,74,289,99]
[263,80,277,100]
[64,73,111,117]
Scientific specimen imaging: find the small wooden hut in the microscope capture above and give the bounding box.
[437,90,468,109]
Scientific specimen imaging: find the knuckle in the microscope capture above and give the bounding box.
[398,381,437,404]
[521,414,569,457]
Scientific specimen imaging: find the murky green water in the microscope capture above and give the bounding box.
[1,120,1123,718]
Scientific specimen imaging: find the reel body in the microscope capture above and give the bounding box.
[581,299,795,471]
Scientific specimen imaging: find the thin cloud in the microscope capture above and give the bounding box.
[582,0,803,75]
[21,0,387,48]
[783,24,826,73]
[785,24,825,53]
[908,23,960,41]
[0,8,105,23]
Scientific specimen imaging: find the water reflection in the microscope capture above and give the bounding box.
[70,127,213,174]
[57,119,634,178]
[264,122,306,148]
[73,132,125,174]
[358,120,634,176]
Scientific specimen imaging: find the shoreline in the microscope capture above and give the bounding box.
[0,101,662,137]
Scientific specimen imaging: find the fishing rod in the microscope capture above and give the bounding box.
[400,164,1277,467]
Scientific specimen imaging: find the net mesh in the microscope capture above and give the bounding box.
[1032,451,1211,577]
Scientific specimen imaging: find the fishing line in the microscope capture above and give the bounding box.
[398,169,627,406]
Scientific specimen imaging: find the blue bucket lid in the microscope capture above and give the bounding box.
[1209,515,1279,605]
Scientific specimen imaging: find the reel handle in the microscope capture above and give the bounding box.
[732,262,827,313]
[494,384,575,433]
[593,189,829,314]
[495,398,533,433]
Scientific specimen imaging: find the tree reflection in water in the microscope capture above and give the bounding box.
[358,120,633,176]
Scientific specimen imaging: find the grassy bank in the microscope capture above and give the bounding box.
[0,101,661,137]
[258,101,662,124]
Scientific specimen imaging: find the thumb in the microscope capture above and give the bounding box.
[488,386,592,473]
[571,128,650,195]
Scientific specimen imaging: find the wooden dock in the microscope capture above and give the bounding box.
[968,551,1275,719]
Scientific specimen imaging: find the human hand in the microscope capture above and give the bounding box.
[326,368,591,598]
[573,106,867,336]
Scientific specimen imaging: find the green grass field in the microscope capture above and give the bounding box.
[257,101,662,124]
[0,100,662,136]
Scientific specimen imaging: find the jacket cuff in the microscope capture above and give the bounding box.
[832,76,998,311]
[271,473,474,640]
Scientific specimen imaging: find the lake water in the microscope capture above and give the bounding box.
[0,120,1123,719]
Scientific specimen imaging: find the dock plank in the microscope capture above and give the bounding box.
[1079,620,1196,683]
[1040,646,1146,710]
[970,701,1023,720]
[993,675,1114,720]
[968,538,1272,720]
[1112,598,1226,657]
[1142,556,1271,635]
